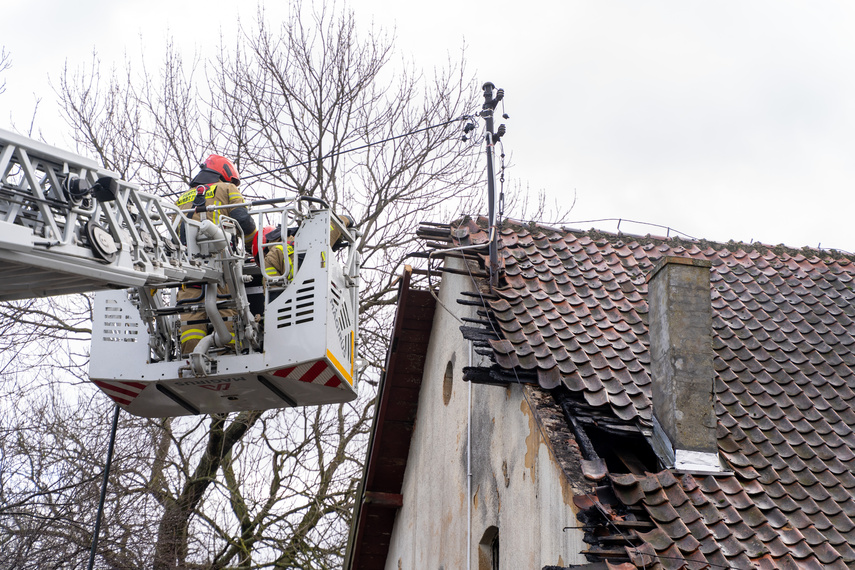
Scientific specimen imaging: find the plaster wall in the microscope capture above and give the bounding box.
[384,258,587,569]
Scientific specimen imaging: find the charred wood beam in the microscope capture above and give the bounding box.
[462,367,505,386]
[463,365,538,386]
[457,298,490,307]
[461,317,497,327]
[418,221,452,229]
[417,227,452,237]
[554,389,599,460]
[460,325,500,342]
[418,235,453,244]
[461,290,498,301]
[581,547,631,559]
[612,520,655,530]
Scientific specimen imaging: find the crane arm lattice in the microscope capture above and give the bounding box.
[0,128,219,300]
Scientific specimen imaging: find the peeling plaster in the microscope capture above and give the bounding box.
[522,397,540,484]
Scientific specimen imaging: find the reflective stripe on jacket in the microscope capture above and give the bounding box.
[264,244,295,280]
[176,183,257,242]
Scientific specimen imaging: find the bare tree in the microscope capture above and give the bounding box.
[0,47,10,95]
[1,3,480,569]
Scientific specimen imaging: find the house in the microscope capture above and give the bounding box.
[345,217,855,569]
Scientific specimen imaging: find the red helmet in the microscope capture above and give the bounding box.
[252,226,277,258]
[202,154,240,185]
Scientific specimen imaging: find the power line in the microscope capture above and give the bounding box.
[241,114,474,183]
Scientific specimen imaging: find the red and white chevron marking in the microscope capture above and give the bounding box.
[272,360,342,388]
[92,380,147,406]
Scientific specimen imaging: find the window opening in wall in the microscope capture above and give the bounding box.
[478,526,499,570]
[442,360,453,406]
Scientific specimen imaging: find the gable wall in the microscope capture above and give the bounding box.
[384,258,588,569]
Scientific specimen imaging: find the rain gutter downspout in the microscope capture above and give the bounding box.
[467,339,473,570]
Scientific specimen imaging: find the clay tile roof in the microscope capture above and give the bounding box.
[448,218,855,569]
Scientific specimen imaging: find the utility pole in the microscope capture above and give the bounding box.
[480,82,506,289]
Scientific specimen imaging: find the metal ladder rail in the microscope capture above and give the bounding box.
[0,128,223,299]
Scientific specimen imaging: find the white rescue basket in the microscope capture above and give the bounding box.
[89,208,360,417]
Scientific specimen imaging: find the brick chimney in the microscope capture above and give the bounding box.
[646,256,721,472]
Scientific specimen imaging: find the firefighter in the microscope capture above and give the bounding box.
[176,155,257,354]
[253,215,354,280]
[253,226,294,281]
[329,214,355,251]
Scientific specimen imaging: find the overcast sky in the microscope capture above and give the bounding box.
[3,1,855,251]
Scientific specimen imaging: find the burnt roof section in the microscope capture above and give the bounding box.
[344,266,436,570]
[424,217,855,569]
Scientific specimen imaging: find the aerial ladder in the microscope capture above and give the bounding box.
[0,128,360,417]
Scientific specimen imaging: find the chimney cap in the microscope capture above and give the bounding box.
[646,256,712,284]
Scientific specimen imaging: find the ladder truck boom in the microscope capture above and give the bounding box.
[0,128,218,298]
[0,128,361,417]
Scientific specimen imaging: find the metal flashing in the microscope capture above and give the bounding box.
[673,449,723,472]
